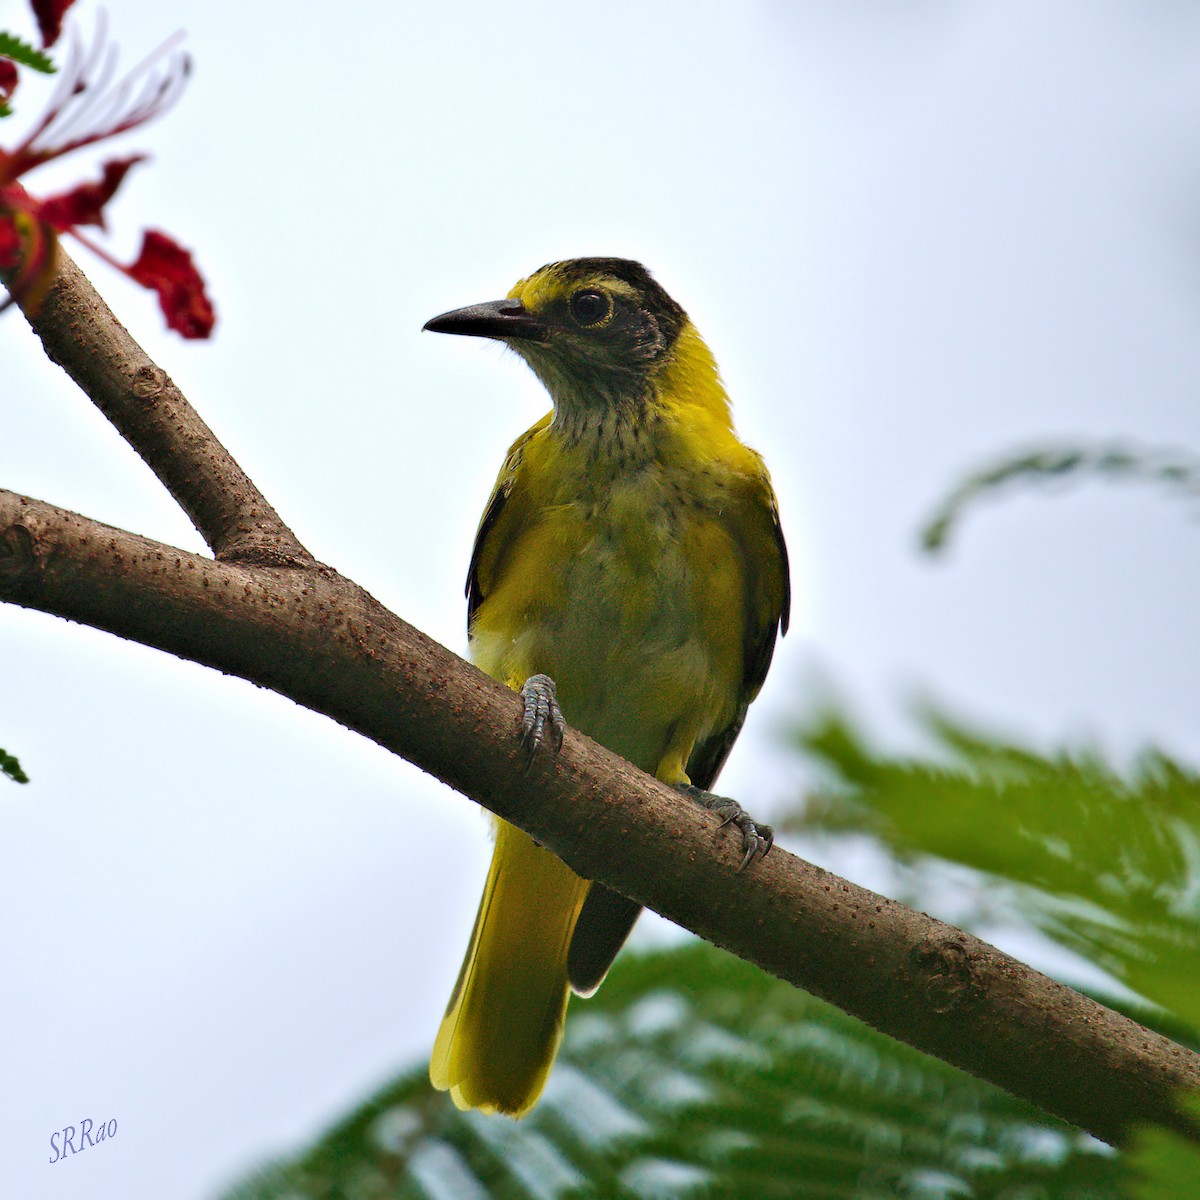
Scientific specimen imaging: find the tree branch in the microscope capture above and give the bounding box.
[16,247,309,565]
[5,254,1200,1150]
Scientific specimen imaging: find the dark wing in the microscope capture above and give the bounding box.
[687,462,790,791]
[466,414,552,633]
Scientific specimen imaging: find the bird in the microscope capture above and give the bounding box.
[423,257,790,1117]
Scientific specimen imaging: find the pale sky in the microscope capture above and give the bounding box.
[5,1,1200,1195]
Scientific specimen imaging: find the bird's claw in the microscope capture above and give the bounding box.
[677,783,774,872]
[521,674,565,763]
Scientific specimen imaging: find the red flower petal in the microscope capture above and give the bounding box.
[127,229,214,339]
[32,0,76,48]
[39,156,145,232]
[0,58,18,104]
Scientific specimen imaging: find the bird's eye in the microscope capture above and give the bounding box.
[569,290,611,327]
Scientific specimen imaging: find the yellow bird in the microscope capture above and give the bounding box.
[424,258,790,1117]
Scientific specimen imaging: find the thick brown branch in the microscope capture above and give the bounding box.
[1,488,1197,1148]
[15,246,308,565]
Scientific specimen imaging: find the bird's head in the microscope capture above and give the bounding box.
[425,258,725,431]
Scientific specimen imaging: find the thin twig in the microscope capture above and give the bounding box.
[15,246,310,564]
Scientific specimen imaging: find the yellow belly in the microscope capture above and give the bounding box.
[468,465,745,784]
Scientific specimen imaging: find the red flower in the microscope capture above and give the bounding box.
[32,0,77,49]
[0,23,215,338]
[128,230,214,340]
[38,156,145,230]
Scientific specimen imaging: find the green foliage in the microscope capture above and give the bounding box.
[919,443,1200,553]
[0,32,56,75]
[792,712,1200,1198]
[1127,1098,1200,1200]
[217,713,1200,1198]
[0,747,28,783]
[792,713,1200,1026]
[218,941,1121,1200]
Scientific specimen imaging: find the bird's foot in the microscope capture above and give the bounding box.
[520,674,565,763]
[676,783,774,872]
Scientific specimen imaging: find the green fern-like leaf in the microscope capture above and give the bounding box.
[215,711,1200,1198]
[214,941,1121,1200]
[0,748,28,784]
[1124,1095,1200,1200]
[791,710,1200,1198]
[791,712,1200,1031]
[0,32,56,74]
[919,442,1200,554]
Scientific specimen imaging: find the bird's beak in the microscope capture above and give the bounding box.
[423,299,547,342]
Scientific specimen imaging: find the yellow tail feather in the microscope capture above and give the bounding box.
[430,818,591,1116]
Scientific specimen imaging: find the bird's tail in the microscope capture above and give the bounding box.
[430,817,591,1116]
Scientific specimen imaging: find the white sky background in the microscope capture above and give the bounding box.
[4,0,1200,1194]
